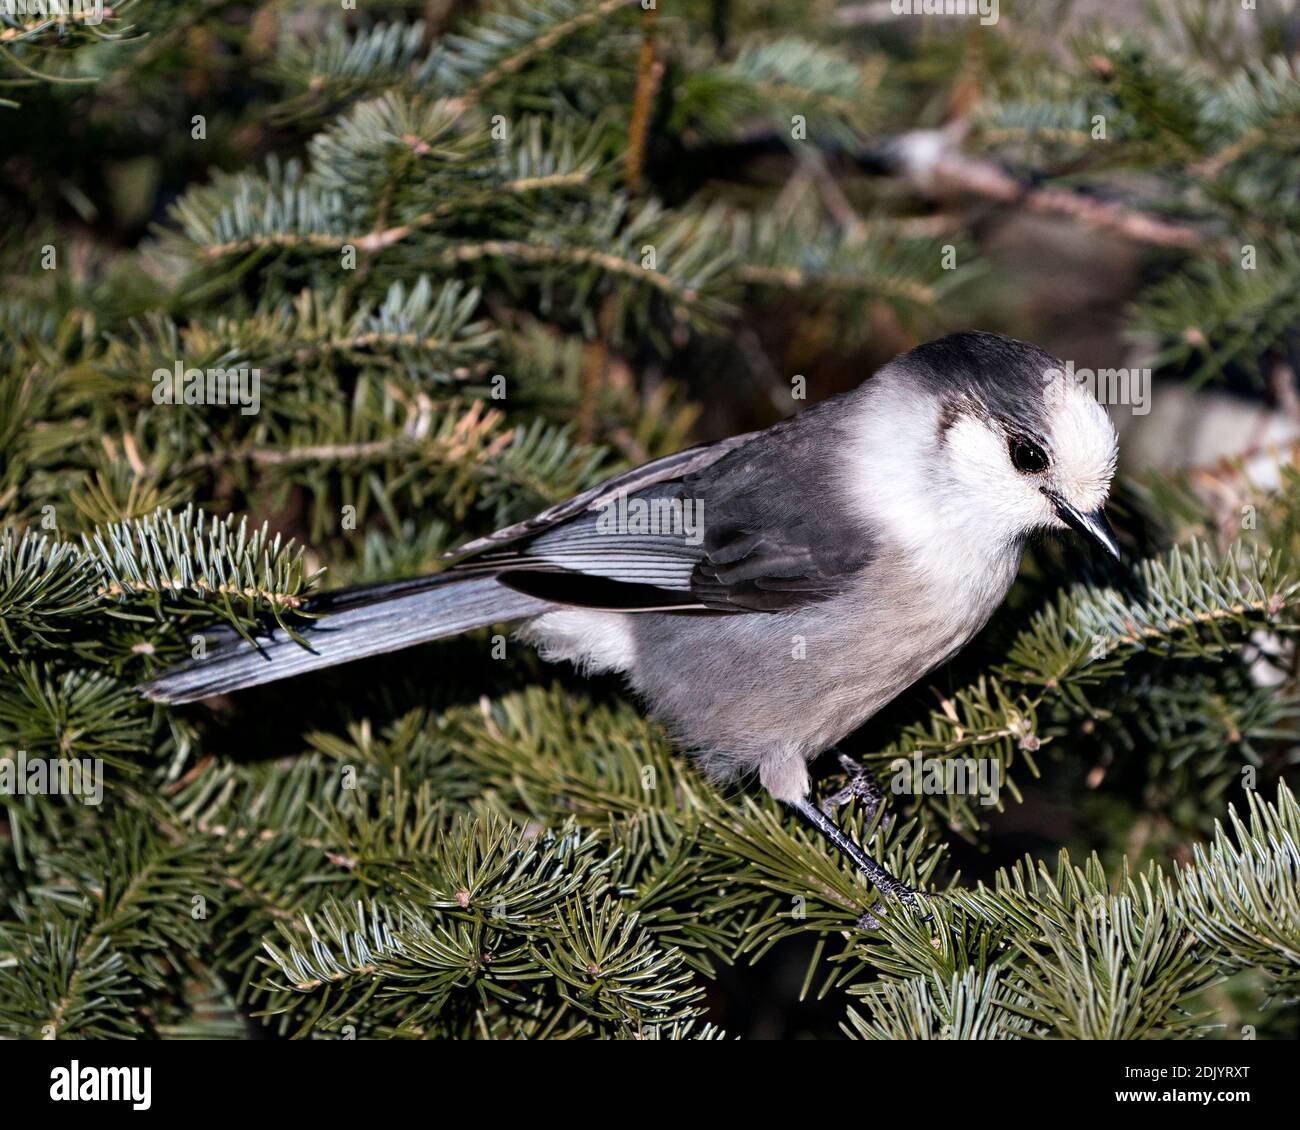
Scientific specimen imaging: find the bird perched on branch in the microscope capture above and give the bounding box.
[144,332,1120,916]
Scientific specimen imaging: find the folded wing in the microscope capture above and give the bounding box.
[473,400,873,613]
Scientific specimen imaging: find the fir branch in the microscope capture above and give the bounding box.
[440,0,640,104]
[846,968,1038,1040]
[1127,238,1300,386]
[83,504,318,615]
[0,813,212,1040]
[0,529,101,652]
[1175,781,1300,993]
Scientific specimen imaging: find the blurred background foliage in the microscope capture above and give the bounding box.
[0,0,1298,1039]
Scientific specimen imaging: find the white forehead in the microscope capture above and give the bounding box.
[1043,376,1118,512]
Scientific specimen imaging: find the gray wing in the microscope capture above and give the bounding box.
[473,396,875,613]
[440,432,760,561]
[682,409,874,610]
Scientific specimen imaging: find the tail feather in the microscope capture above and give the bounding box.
[140,575,555,704]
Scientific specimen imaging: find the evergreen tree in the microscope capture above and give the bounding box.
[0,0,1296,1039]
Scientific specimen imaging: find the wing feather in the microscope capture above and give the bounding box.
[440,432,758,560]
[447,393,875,613]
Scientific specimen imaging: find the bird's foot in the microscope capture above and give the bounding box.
[819,750,888,829]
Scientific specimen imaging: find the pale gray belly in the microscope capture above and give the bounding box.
[632,575,1005,758]
[521,549,1020,799]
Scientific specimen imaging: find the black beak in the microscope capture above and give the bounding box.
[1046,492,1121,561]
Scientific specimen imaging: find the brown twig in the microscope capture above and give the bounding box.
[624,3,661,194]
[585,4,663,444]
[199,173,590,259]
[889,126,1205,251]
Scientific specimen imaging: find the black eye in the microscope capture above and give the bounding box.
[1009,437,1049,474]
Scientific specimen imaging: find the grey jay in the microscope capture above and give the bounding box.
[144,332,1120,911]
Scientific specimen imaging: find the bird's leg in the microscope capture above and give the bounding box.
[788,749,925,927]
[790,795,918,904]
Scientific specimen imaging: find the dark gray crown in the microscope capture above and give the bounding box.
[897,331,1063,436]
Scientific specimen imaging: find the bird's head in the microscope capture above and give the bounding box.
[862,332,1120,561]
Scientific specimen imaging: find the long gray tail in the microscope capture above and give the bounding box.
[140,574,555,704]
